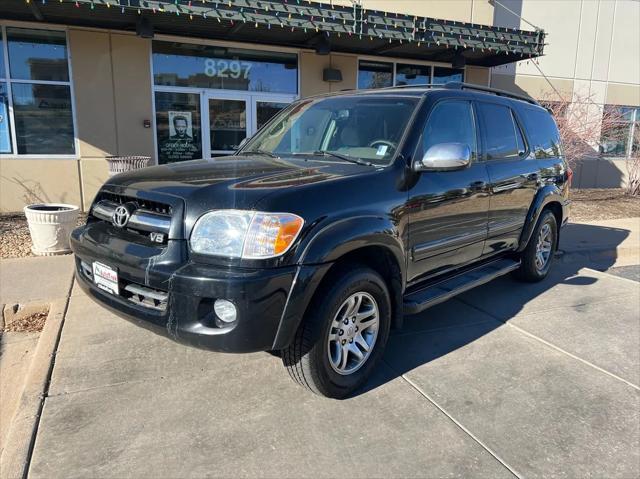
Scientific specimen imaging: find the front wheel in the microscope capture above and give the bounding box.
[515,210,558,282]
[281,266,391,399]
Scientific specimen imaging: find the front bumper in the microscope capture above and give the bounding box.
[71,226,311,353]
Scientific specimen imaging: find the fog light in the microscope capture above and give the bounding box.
[214,299,237,323]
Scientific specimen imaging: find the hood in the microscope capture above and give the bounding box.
[102,155,372,212]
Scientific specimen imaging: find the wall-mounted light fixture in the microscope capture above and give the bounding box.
[323,68,343,82]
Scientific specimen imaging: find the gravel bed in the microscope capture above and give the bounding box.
[570,188,639,222]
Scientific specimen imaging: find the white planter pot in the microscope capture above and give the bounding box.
[24,204,80,256]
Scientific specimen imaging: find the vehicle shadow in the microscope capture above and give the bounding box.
[355,222,631,397]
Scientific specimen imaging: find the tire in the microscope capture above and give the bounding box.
[281,265,391,399]
[515,210,558,282]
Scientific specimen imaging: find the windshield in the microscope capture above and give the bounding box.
[240,95,419,166]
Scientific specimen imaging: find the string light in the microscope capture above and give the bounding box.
[34,0,543,58]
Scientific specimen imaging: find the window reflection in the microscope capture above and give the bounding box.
[0,83,12,153]
[11,83,74,155]
[209,99,247,152]
[396,64,430,86]
[358,61,393,89]
[433,67,464,84]
[153,41,298,94]
[7,28,69,82]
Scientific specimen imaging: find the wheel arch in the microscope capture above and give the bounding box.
[272,217,406,349]
[518,186,566,252]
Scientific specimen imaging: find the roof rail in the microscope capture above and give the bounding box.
[379,81,539,106]
[443,82,539,105]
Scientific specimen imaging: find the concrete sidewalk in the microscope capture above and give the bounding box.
[25,264,640,478]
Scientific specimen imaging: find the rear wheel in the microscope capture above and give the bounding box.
[281,265,391,399]
[515,210,558,282]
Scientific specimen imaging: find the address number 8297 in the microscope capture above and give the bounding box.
[205,59,253,80]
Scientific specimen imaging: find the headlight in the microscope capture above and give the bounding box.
[190,210,304,259]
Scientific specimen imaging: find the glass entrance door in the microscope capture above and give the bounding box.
[207,94,250,156]
[205,92,295,157]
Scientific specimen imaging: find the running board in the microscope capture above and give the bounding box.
[403,258,520,315]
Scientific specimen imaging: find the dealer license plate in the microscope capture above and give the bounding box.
[92,262,119,296]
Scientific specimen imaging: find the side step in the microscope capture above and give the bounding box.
[403,258,520,315]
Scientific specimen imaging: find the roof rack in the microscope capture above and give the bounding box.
[382,82,539,106]
[444,82,539,105]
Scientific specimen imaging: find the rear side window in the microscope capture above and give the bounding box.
[423,100,477,159]
[477,103,523,160]
[521,108,562,158]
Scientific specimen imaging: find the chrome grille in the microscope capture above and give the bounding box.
[91,201,171,236]
[89,192,172,244]
[95,192,172,216]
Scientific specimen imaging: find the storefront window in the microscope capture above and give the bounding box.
[600,105,639,158]
[433,67,464,84]
[358,61,393,89]
[155,91,203,164]
[12,83,74,155]
[396,63,430,86]
[0,27,76,156]
[152,41,298,94]
[7,28,69,82]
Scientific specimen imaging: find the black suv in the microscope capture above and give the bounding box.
[71,83,570,398]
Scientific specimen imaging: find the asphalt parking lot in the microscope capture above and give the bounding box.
[25,261,639,479]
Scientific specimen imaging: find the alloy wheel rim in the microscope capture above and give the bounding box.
[327,292,379,376]
[535,223,553,271]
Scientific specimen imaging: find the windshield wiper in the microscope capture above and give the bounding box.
[312,150,374,167]
[238,149,279,158]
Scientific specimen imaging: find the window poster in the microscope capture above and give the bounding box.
[159,111,201,163]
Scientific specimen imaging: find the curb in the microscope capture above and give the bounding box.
[558,246,640,268]
[0,289,71,479]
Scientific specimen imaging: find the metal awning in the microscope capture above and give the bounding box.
[1,0,545,67]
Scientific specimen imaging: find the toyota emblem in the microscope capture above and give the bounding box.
[112,205,132,228]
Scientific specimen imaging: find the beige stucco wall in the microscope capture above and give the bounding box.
[299,52,358,97]
[110,34,155,157]
[465,66,490,86]
[0,160,82,212]
[491,0,639,106]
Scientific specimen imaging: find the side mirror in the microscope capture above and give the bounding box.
[415,143,471,172]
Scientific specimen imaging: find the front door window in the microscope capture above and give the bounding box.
[208,98,248,154]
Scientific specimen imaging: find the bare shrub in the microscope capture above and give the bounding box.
[540,92,626,169]
[626,130,640,196]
